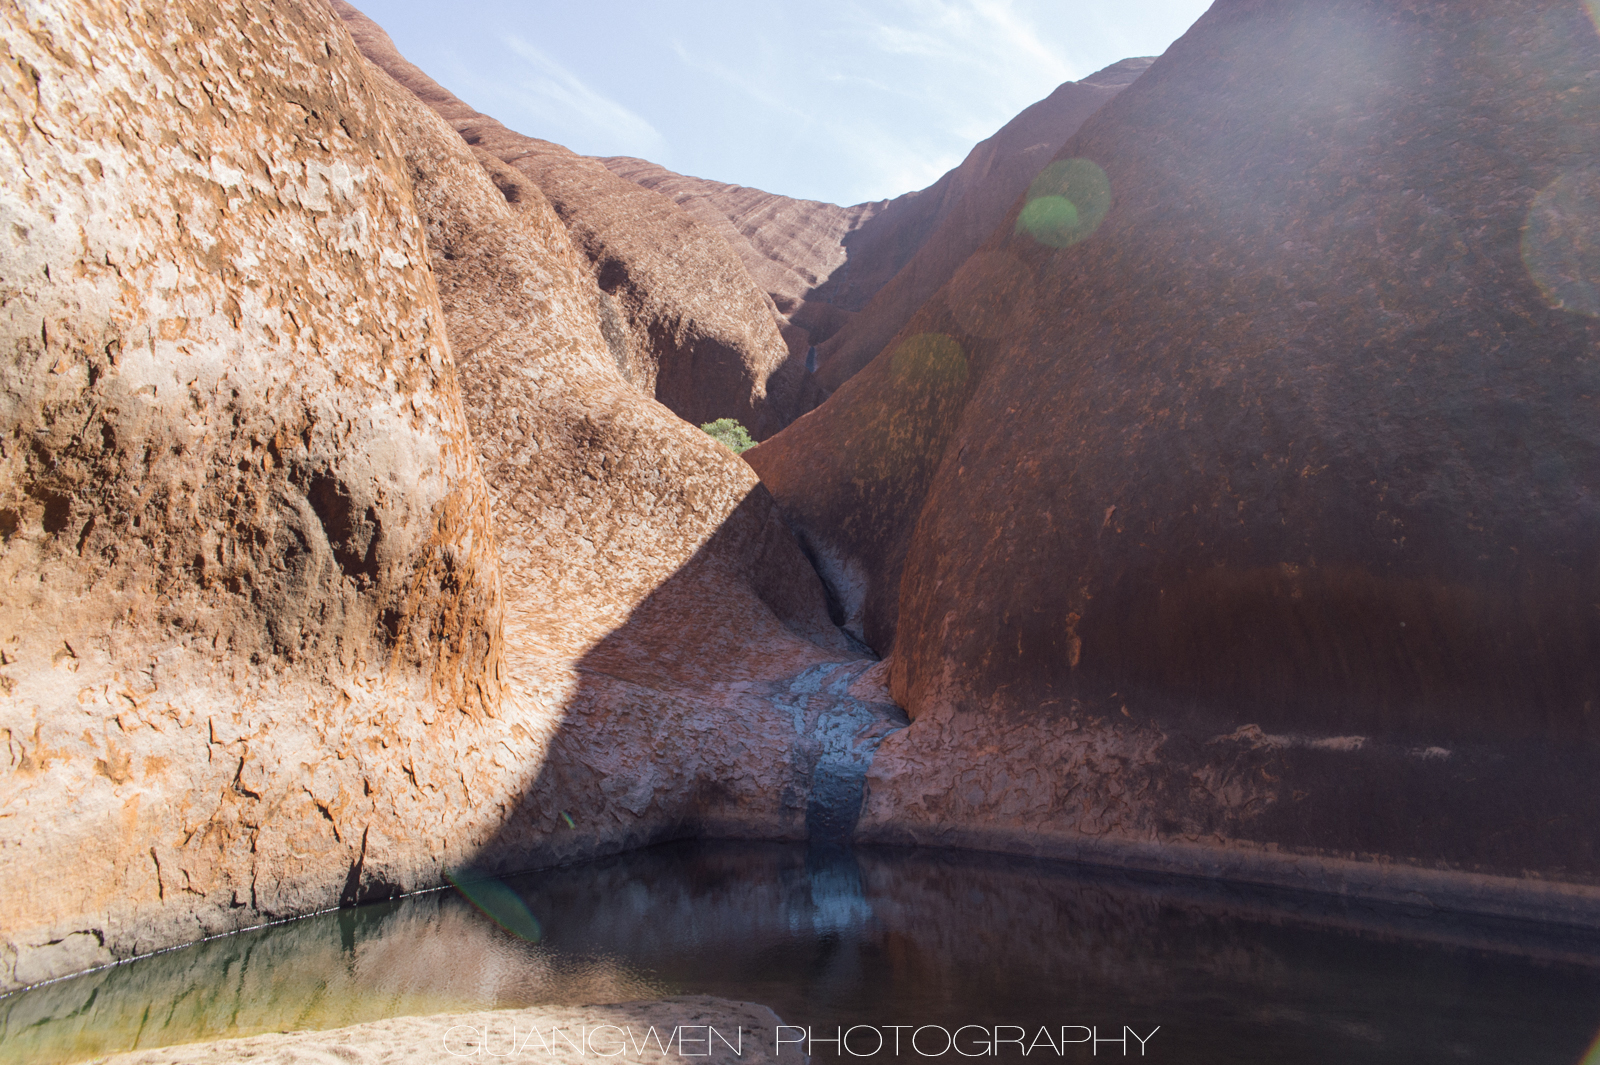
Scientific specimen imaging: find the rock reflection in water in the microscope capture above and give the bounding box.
[508,843,1600,1064]
[0,895,660,1064]
[5,841,1600,1064]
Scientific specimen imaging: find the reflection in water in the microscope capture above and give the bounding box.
[5,841,1600,1063]
[447,866,545,941]
[1523,167,1600,317]
[1015,159,1111,248]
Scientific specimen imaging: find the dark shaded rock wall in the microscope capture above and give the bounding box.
[811,58,1151,393]
[757,0,1600,896]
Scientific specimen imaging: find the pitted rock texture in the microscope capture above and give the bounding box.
[333,2,802,440]
[0,0,503,990]
[763,0,1600,887]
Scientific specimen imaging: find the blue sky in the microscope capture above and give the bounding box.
[352,0,1213,206]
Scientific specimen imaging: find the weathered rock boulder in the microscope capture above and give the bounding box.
[333,2,801,439]
[757,0,1600,905]
[0,0,503,989]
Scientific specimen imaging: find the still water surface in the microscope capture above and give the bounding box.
[4,841,1600,1063]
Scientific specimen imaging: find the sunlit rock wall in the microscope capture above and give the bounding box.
[360,53,896,876]
[759,0,1600,912]
[0,0,507,990]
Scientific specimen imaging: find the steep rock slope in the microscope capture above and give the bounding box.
[811,58,1151,391]
[0,0,504,989]
[757,0,1600,910]
[0,0,894,996]
[596,156,877,334]
[360,56,897,875]
[333,3,802,439]
[604,60,1150,399]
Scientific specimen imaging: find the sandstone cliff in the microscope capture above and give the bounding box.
[0,0,890,995]
[754,0,1600,907]
[333,2,802,439]
[357,45,896,876]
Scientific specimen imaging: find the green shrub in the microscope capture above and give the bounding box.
[700,418,756,454]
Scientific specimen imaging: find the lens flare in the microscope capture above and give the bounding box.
[1581,1027,1600,1065]
[445,868,543,942]
[891,333,967,390]
[1016,158,1111,248]
[1521,168,1600,317]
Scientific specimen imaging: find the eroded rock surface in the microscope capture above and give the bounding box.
[0,0,890,996]
[360,57,895,875]
[334,2,801,439]
[0,0,502,989]
[758,0,1600,895]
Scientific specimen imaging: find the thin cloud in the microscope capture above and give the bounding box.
[497,36,667,158]
[865,0,1076,85]
[668,35,962,204]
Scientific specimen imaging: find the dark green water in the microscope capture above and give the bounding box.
[5,841,1600,1063]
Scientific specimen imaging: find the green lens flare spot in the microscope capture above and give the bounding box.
[1016,158,1111,248]
[1019,195,1078,235]
[445,868,543,942]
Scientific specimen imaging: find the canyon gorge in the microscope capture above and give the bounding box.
[4,0,1600,1050]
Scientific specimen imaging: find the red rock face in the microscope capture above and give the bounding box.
[0,0,504,989]
[605,61,1149,409]
[334,3,801,440]
[763,0,1600,896]
[811,59,1150,393]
